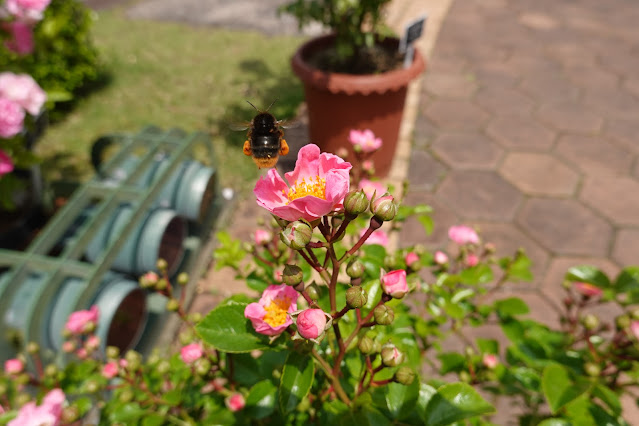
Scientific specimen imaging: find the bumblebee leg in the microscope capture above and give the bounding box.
[243,140,252,156]
[279,139,289,156]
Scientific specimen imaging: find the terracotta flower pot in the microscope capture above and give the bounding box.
[291,34,426,177]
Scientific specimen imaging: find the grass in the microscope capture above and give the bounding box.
[36,9,305,195]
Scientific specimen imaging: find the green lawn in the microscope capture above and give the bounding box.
[37,9,305,195]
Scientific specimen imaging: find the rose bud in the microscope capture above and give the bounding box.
[381,344,404,367]
[346,286,368,309]
[346,258,365,279]
[283,264,304,286]
[380,270,409,299]
[156,258,168,272]
[102,362,118,379]
[26,342,39,355]
[394,366,416,385]
[180,343,203,364]
[125,350,142,371]
[574,282,603,298]
[177,272,189,286]
[374,305,395,325]
[358,335,376,355]
[254,229,272,246]
[166,298,180,312]
[582,314,599,330]
[195,358,212,376]
[344,189,369,216]
[280,220,313,250]
[482,354,498,369]
[226,393,246,412]
[4,359,23,375]
[584,362,601,377]
[297,309,328,341]
[370,193,398,222]
[305,283,320,301]
[106,346,120,360]
[61,406,80,424]
[405,252,420,270]
[434,251,449,265]
[139,271,159,288]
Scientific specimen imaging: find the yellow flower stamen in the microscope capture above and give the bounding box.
[262,296,292,327]
[282,176,326,202]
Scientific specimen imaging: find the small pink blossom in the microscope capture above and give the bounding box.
[244,284,298,336]
[180,343,203,364]
[466,254,479,267]
[631,321,639,340]
[362,160,374,172]
[448,225,480,245]
[4,358,23,374]
[118,359,128,369]
[361,228,388,247]
[297,309,327,340]
[61,341,75,353]
[405,252,419,267]
[0,97,25,138]
[65,305,99,334]
[273,269,283,282]
[348,129,382,153]
[3,21,34,55]
[8,388,64,426]
[381,269,409,299]
[5,0,51,21]
[358,178,387,200]
[574,282,603,298]
[0,72,47,115]
[85,335,100,351]
[254,144,351,222]
[225,393,245,412]
[0,150,14,176]
[434,251,448,265]
[101,362,118,379]
[142,271,159,284]
[75,348,88,360]
[0,404,4,414]
[483,354,498,369]
[254,229,271,246]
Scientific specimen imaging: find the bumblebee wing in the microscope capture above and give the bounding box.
[276,118,299,129]
[228,120,251,131]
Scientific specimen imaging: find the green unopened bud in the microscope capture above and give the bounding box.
[384,253,402,270]
[61,406,80,424]
[195,358,212,376]
[305,283,320,301]
[283,264,304,286]
[0,383,6,396]
[280,220,313,250]
[189,312,203,324]
[180,330,194,345]
[371,193,398,222]
[147,353,160,366]
[381,344,404,367]
[16,393,31,407]
[346,258,365,279]
[44,364,58,377]
[358,335,376,355]
[464,347,475,358]
[582,314,599,330]
[394,366,416,385]
[156,258,168,272]
[631,309,639,320]
[297,397,311,412]
[125,350,141,371]
[584,362,601,377]
[157,360,171,375]
[346,286,368,308]
[106,346,120,359]
[177,272,189,286]
[119,389,134,403]
[166,298,180,312]
[459,371,471,383]
[344,190,369,216]
[26,342,39,354]
[15,373,29,386]
[155,278,168,291]
[617,314,631,329]
[374,305,394,325]
[85,380,100,393]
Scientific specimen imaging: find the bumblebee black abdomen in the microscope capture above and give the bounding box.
[251,135,280,159]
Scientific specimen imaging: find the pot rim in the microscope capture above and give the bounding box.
[291,33,426,95]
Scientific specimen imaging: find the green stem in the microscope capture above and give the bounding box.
[312,348,351,406]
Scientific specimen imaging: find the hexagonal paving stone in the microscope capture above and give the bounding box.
[431,132,503,169]
[472,62,522,89]
[499,153,579,196]
[564,65,619,91]
[584,88,639,120]
[486,115,556,151]
[406,150,447,191]
[612,228,639,267]
[424,72,478,99]
[520,74,580,103]
[517,198,613,256]
[424,99,490,130]
[436,170,523,221]
[624,78,639,98]
[604,118,639,154]
[398,191,460,250]
[536,100,603,133]
[555,134,633,176]
[581,176,639,225]
[474,87,535,116]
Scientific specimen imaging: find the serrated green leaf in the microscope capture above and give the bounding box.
[542,364,590,414]
[245,380,277,419]
[196,301,271,352]
[423,383,494,425]
[279,351,314,414]
[566,266,611,288]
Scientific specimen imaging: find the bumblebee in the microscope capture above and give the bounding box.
[232,100,290,169]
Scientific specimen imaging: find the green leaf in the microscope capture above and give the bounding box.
[246,271,269,292]
[279,351,314,414]
[537,419,572,426]
[381,380,420,420]
[494,297,530,318]
[109,403,146,423]
[437,353,466,374]
[141,414,167,426]
[196,301,271,352]
[476,338,499,355]
[245,380,278,419]
[418,215,434,235]
[592,384,621,416]
[459,264,493,285]
[423,383,494,425]
[566,266,611,288]
[542,363,590,414]
[416,383,438,424]
[506,253,533,282]
[615,267,639,293]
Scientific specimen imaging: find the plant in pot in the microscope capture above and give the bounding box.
[281,0,426,177]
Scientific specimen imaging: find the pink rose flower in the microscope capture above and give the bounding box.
[225,393,246,412]
[358,179,387,200]
[348,129,382,153]
[102,361,118,379]
[466,253,479,267]
[75,348,88,360]
[61,341,75,353]
[8,388,64,426]
[362,160,374,172]
[244,284,298,336]
[85,335,100,351]
[405,252,419,267]
[5,0,51,21]
[434,251,448,265]
[448,225,480,245]
[482,354,498,369]
[4,358,23,374]
[180,343,203,364]
[3,21,34,55]
[574,282,603,298]
[64,305,99,335]
[0,97,25,138]
[254,144,352,222]
[254,229,271,246]
[0,72,47,115]
[0,150,15,176]
[297,309,327,340]
[361,228,388,247]
[630,321,639,340]
[381,269,409,299]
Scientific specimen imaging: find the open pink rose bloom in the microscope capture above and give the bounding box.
[448,225,480,245]
[254,144,351,222]
[245,284,299,335]
[348,129,382,153]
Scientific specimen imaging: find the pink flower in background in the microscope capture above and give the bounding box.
[64,305,99,334]
[381,269,409,299]
[348,129,382,153]
[254,229,272,246]
[574,282,603,298]
[8,388,64,426]
[4,358,23,374]
[245,284,298,336]
[434,251,448,265]
[254,144,351,222]
[630,321,639,340]
[358,179,386,200]
[448,225,480,245]
[361,228,388,247]
[0,72,47,115]
[466,253,479,267]
[3,21,34,55]
[0,97,25,138]
[180,343,203,364]
[362,160,374,172]
[297,309,327,340]
[5,0,51,22]
[85,335,100,351]
[61,341,75,353]
[405,252,419,267]
[483,354,498,369]
[102,362,118,379]
[0,404,4,414]
[225,393,245,412]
